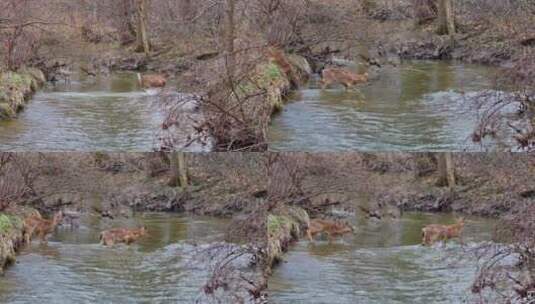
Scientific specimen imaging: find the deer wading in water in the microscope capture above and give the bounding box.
[23,211,63,244]
[100,226,148,246]
[319,67,368,90]
[137,73,167,93]
[422,218,465,246]
[306,218,355,243]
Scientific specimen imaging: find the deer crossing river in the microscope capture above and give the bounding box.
[0,214,237,303]
[0,72,209,152]
[269,212,499,304]
[268,60,510,151]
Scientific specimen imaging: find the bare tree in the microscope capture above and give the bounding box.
[437,0,455,35]
[436,153,456,188]
[168,152,188,189]
[135,0,150,55]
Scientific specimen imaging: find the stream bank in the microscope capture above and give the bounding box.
[0,69,45,121]
[0,207,40,274]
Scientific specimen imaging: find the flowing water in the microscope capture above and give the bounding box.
[0,214,232,303]
[269,61,507,151]
[269,213,497,304]
[0,73,165,151]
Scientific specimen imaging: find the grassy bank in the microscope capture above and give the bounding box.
[0,69,46,120]
[0,207,40,274]
[265,206,310,275]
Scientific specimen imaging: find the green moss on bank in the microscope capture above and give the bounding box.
[266,207,310,273]
[0,213,24,236]
[0,68,45,120]
[0,212,25,274]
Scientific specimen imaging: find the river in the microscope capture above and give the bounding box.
[0,73,166,151]
[269,212,497,304]
[0,213,232,303]
[269,60,510,151]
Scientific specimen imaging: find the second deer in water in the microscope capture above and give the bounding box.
[319,67,368,90]
[100,226,148,246]
[306,219,354,242]
[422,218,465,246]
[137,73,167,90]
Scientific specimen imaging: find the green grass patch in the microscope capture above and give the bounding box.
[0,214,22,235]
[0,214,14,235]
[235,63,285,97]
[1,73,32,88]
[267,214,290,236]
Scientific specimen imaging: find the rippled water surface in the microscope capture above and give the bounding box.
[268,213,496,304]
[0,214,230,303]
[269,61,504,151]
[0,73,164,151]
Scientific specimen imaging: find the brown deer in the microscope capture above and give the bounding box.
[100,226,148,246]
[137,73,167,90]
[319,67,368,90]
[306,219,354,242]
[24,211,63,244]
[22,211,43,244]
[422,218,465,246]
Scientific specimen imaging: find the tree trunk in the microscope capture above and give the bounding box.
[135,0,150,56]
[414,0,438,25]
[169,152,188,189]
[436,153,456,188]
[179,0,192,20]
[437,0,455,35]
[126,0,138,36]
[225,0,236,76]
[177,152,188,189]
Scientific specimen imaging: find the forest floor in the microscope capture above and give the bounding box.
[16,153,266,218]
[282,154,535,220]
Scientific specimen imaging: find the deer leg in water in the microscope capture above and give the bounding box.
[319,79,328,90]
[458,235,464,247]
[306,229,315,242]
[326,232,334,243]
[24,229,33,245]
[39,232,48,244]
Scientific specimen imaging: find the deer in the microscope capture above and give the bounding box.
[422,218,465,246]
[319,67,368,90]
[22,211,43,244]
[137,73,167,91]
[24,211,64,244]
[306,218,355,243]
[100,226,148,246]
